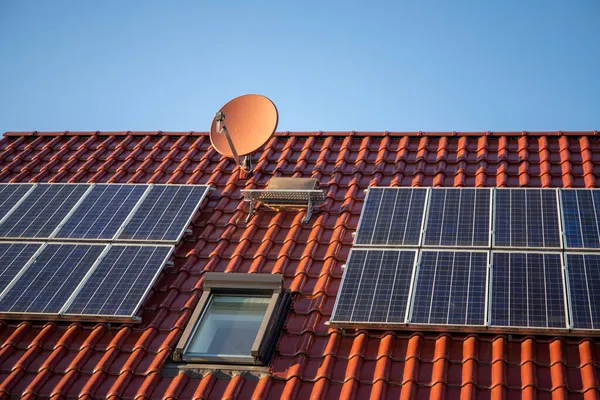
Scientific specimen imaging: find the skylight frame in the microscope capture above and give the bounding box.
[173,272,289,366]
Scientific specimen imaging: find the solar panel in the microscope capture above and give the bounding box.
[0,184,91,239]
[54,184,147,239]
[354,187,427,247]
[489,252,567,328]
[63,245,172,318]
[0,244,105,314]
[409,250,488,325]
[0,243,41,295]
[117,185,210,242]
[0,184,34,221]
[560,189,600,249]
[565,253,600,329]
[494,189,561,248]
[331,249,417,323]
[423,188,491,247]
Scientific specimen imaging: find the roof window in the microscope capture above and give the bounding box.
[173,273,290,365]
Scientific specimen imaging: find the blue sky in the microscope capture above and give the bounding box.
[1,1,599,133]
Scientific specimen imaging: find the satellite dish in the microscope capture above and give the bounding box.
[210,94,278,172]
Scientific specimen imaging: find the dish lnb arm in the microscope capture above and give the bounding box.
[215,112,243,171]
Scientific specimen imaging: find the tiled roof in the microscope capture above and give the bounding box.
[0,130,599,399]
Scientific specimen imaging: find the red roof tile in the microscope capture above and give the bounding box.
[0,131,600,399]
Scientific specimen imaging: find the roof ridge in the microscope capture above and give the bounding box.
[3,130,600,138]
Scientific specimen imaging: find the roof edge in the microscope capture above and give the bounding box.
[3,130,600,138]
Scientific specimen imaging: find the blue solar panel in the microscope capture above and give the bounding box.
[0,243,41,295]
[64,245,172,317]
[117,185,210,242]
[0,184,34,220]
[565,253,600,329]
[560,190,600,249]
[0,184,90,239]
[333,186,600,332]
[0,244,105,314]
[490,252,567,328]
[494,189,561,248]
[354,187,427,247]
[55,184,147,239]
[331,249,417,323]
[423,188,491,247]
[410,250,488,325]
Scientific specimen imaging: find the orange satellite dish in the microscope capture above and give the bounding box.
[210,94,278,172]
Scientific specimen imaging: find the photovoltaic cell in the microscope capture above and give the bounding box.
[0,184,33,219]
[494,189,561,248]
[410,251,488,325]
[331,249,417,323]
[55,184,147,239]
[64,245,172,317]
[0,243,41,294]
[490,252,566,328]
[561,190,600,249]
[0,184,90,239]
[565,253,600,329]
[354,187,427,246]
[423,188,491,247]
[118,185,209,242]
[0,244,105,314]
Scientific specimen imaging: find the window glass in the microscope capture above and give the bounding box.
[185,295,270,357]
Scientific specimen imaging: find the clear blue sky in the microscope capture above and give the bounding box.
[1,1,599,133]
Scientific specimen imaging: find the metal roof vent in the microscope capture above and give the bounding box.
[242,177,325,223]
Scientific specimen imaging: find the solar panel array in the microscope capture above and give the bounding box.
[332,187,600,334]
[0,243,172,319]
[0,183,210,243]
[0,183,210,322]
